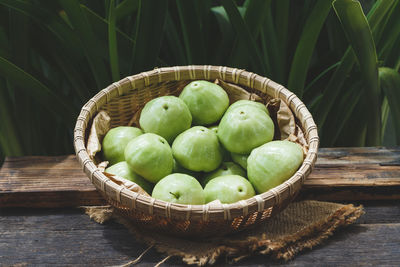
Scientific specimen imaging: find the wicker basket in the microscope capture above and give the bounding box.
[74,66,319,237]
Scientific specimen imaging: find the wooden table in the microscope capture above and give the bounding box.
[1,147,399,266]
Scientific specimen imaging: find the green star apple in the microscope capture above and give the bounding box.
[172,126,222,172]
[218,105,274,154]
[204,175,255,204]
[247,140,303,193]
[231,152,249,169]
[209,125,231,161]
[226,100,269,115]
[172,158,202,180]
[105,161,153,194]
[124,133,173,183]
[139,96,192,144]
[202,162,246,187]
[179,80,229,125]
[102,126,143,165]
[152,173,205,204]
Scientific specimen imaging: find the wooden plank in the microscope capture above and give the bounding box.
[301,147,400,201]
[0,203,399,266]
[0,147,399,208]
[0,156,106,208]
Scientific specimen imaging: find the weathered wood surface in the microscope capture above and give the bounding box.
[0,201,399,266]
[0,147,399,208]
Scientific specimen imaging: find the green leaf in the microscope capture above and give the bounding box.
[82,5,137,77]
[379,67,400,145]
[8,9,34,153]
[228,0,271,71]
[333,0,380,145]
[0,0,84,61]
[58,0,110,88]
[176,0,206,64]
[314,0,393,134]
[287,0,332,98]
[379,1,400,68]
[164,13,187,65]
[0,56,75,124]
[0,80,23,156]
[131,0,168,73]
[334,96,368,147]
[304,62,340,96]
[210,6,235,64]
[274,0,289,64]
[381,96,389,140]
[260,1,283,82]
[322,80,363,146]
[115,0,139,20]
[108,0,119,81]
[221,0,267,74]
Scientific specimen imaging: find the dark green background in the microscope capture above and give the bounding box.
[0,0,399,162]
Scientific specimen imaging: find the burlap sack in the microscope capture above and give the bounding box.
[85,200,363,266]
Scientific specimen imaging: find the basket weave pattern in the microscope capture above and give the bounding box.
[74,66,319,237]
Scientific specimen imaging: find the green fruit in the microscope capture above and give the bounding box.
[152,173,205,204]
[172,158,202,179]
[218,105,274,154]
[247,140,303,193]
[226,100,269,115]
[105,161,153,193]
[209,126,231,161]
[179,80,229,125]
[204,175,256,204]
[124,133,173,183]
[139,96,192,144]
[231,152,249,169]
[102,126,143,165]
[172,126,222,172]
[202,162,246,187]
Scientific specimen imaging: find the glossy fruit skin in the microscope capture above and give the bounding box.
[179,80,229,125]
[202,162,246,187]
[124,133,173,183]
[139,96,192,144]
[105,161,153,194]
[172,158,202,180]
[204,175,255,204]
[209,125,231,161]
[231,152,249,169]
[247,140,303,193]
[102,126,143,165]
[218,105,274,154]
[172,126,222,172]
[152,173,205,204]
[226,100,269,115]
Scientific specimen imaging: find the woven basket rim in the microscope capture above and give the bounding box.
[74,65,319,222]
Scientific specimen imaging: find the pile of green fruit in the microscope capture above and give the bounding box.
[103,80,304,205]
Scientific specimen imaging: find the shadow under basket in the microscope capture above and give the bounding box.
[74,66,319,238]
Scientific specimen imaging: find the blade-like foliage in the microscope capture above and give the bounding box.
[0,80,23,156]
[228,0,270,70]
[314,0,394,145]
[0,0,399,156]
[333,0,380,145]
[287,0,332,98]
[176,0,206,64]
[59,0,110,88]
[379,67,400,144]
[0,56,75,123]
[221,0,267,74]
[131,0,168,73]
[108,0,119,81]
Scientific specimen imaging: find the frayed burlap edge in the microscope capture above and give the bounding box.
[83,202,363,266]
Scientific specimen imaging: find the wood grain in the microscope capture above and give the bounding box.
[0,147,399,208]
[0,203,399,266]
